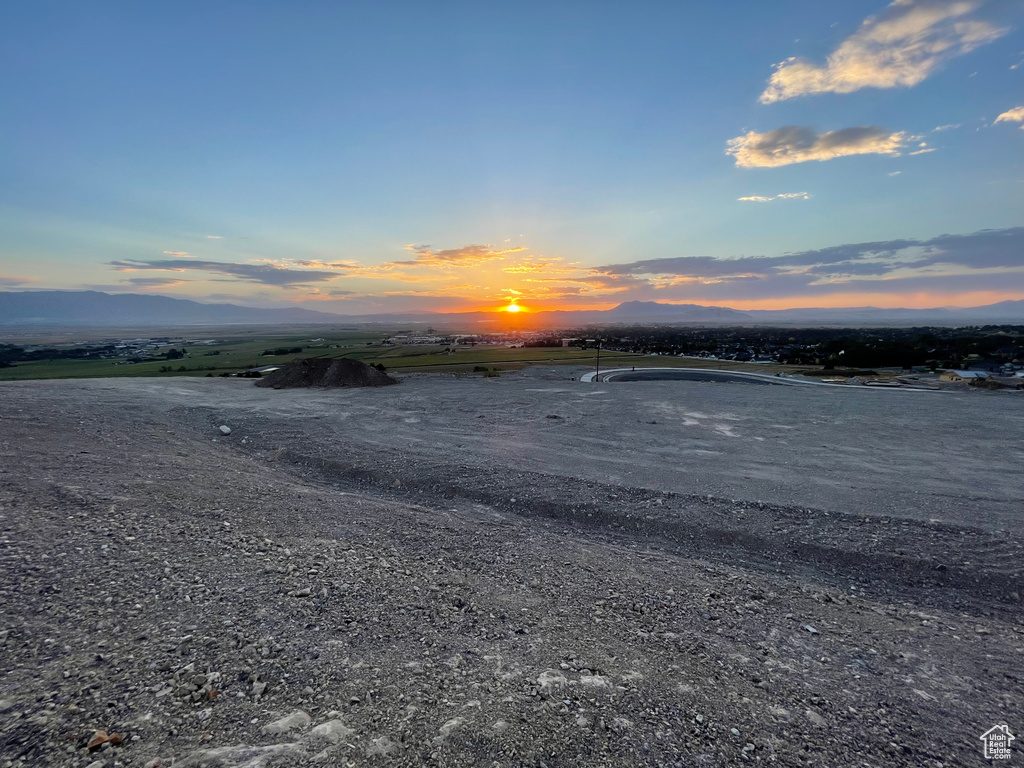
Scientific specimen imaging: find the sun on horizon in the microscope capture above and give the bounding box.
[502,303,523,313]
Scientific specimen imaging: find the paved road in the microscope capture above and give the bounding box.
[587,367,802,385]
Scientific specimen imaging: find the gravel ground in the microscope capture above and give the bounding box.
[0,370,1021,768]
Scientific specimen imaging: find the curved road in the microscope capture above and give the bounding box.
[581,367,819,385]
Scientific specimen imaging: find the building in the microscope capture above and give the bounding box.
[940,370,989,382]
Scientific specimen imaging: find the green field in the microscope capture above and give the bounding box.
[0,330,821,381]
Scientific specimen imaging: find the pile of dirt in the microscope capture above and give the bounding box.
[254,357,398,389]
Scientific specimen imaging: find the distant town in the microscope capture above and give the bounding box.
[1,324,1022,389]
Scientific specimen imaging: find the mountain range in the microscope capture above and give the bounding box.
[2,291,1023,328]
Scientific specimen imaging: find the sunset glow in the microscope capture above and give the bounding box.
[1,3,1022,316]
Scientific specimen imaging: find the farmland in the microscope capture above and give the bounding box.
[0,329,821,381]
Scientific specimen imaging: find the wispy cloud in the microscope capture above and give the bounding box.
[205,235,223,239]
[109,259,340,287]
[760,0,1007,103]
[163,250,195,257]
[727,126,906,167]
[738,192,811,202]
[501,256,578,275]
[288,259,366,273]
[994,106,1024,129]
[391,243,527,268]
[122,277,189,288]
[931,123,961,132]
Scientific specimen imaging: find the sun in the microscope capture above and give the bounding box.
[502,303,522,313]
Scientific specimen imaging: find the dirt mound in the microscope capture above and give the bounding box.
[254,357,398,389]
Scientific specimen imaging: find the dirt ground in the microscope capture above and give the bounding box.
[0,369,1021,767]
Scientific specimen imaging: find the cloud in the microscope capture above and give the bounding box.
[205,235,223,239]
[591,227,1024,300]
[501,256,578,275]
[932,123,961,132]
[108,259,341,287]
[122,277,189,288]
[738,192,811,202]
[726,126,906,167]
[0,275,35,287]
[163,250,194,257]
[994,106,1024,129]
[391,243,528,268]
[759,0,1007,103]
[289,259,366,273]
[889,171,902,175]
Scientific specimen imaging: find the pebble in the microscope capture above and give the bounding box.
[218,425,231,435]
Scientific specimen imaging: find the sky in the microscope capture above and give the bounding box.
[1,0,1023,314]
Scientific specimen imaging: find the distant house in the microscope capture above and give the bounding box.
[941,370,989,382]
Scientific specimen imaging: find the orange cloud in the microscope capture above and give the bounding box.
[391,243,527,268]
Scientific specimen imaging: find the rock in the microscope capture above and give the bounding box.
[610,717,633,734]
[86,761,107,768]
[805,708,827,727]
[432,717,466,745]
[805,624,819,634]
[366,736,397,757]
[87,730,109,751]
[218,425,231,435]
[307,719,353,744]
[290,587,312,598]
[536,670,568,691]
[252,681,267,697]
[262,710,311,735]
[439,717,465,738]
[175,743,302,768]
[580,674,611,688]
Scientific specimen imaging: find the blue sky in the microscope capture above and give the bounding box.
[1,0,1023,312]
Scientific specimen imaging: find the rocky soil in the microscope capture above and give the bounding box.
[0,373,1021,767]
